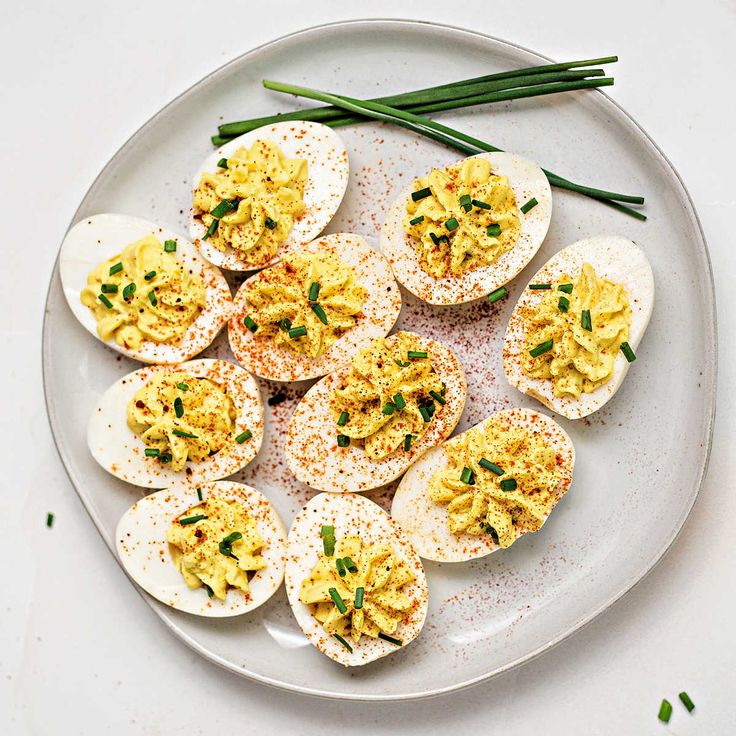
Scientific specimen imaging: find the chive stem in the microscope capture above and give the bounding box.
[333,633,353,652]
[487,286,508,304]
[678,691,695,712]
[320,525,336,556]
[235,429,252,443]
[529,339,554,358]
[354,587,364,609]
[658,699,672,723]
[328,587,348,614]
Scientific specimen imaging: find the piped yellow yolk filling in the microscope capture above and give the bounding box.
[193,139,307,264]
[299,534,415,644]
[127,371,236,471]
[330,333,445,460]
[403,157,520,279]
[429,418,561,548]
[244,251,367,359]
[80,235,206,350]
[521,263,632,399]
[167,497,266,601]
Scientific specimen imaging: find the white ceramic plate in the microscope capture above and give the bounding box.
[42,20,716,700]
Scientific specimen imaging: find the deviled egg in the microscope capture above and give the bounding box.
[116,480,286,616]
[285,492,428,666]
[391,408,575,562]
[503,236,654,419]
[380,152,551,305]
[228,232,401,382]
[191,121,349,272]
[59,213,232,364]
[88,358,263,488]
[284,331,467,493]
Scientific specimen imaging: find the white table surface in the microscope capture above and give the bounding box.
[2,1,734,733]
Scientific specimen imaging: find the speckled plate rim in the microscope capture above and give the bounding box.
[42,18,717,701]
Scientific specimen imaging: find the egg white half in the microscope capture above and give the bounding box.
[284,331,467,493]
[190,121,349,272]
[503,236,654,419]
[380,152,552,305]
[391,408,575,562]
[88,358,263,488]
[59,213,232,364]
[228,233,402,382]
[116,480,286,617]
[285,492,428,666]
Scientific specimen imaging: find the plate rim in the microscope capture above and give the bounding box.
[41,17,718,701]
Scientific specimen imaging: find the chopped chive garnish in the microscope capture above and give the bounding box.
[289,325,307,339]
[203,219,219,240]
[529,283,552,290]
[278,317,291,332]
[174,397,184,418]
[500,478,517,492]
[343,557,358,573]
[144,448,160,457]
[394,358,410,368]
[419,405,432,423]
[100,283,118,294]
[264,217,278,230]
[109,262,123,276]
[217,157,228,168]
[459,193,472,211]
[159,453,172,464]
[333,633,353,652]
[211,199,238,218]
[311,303,328,325]
[204,584,215,599]
[678,692,695,712]
[144,270,156,281]
[164,239,177,252]
[441,382,446,396]
[235,429,252,443]
[179,514,207,525]
[487,286,508,304]
[336,558,346,577]
[558,296,570,313]
[428,390,446,405]
[485,524,500,545]
[411,187,432,201]
[177,382,189,391]
[243,316,258,333]
[403,434,414,451]
[46,512,54,528]
[520,197,538,214]
[429,232,440,246]
[486,223,501,237]
[320,525,336,556]
[148,291,158,307]
[409,215,424,225]
[337,411,349,426]
[529,339,553,358]
[354,587,364,609]
[382,402,396,416]
[460,466,475,485]
[172,429,198,439]
[581,309,593,331]
[378,633,403,646]
[196,487,203,501]
[472,199,491,210]
[408,350,428,359]
[620,341,636,362]
[308,281,320,301]
[658,699,672,723]
[337,434,350,448]
[392,393,406,410]
[98,293,113,309]
[426,401,436,416]
[218,531,242,560]
[479,458,504,475]
[122,283,136,300]
[328,587,347,614]
[558,283,573,293]
[445,217,459,231]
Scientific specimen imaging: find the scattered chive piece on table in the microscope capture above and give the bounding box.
[235,429,252,443]
[678,692,695,712]
[337,434,350,448]
[203,219,219,240]
[328,587,347,614]
[378,633,403,646]
[336,558,346,577]
[100,283,118,294]
[460,466,475,485]
[409,215,424,225]
[408,350,428,359]
[144,270,156,281]
[46,513,54,528]
[217,157,228,168]
[620,341,636,362]
[487,286,508,304]
[109,262,123,276]
[308,281,320,301]
[211,199,238,218]
[581,309,593,332]
[289,325,307,339]
[337,411,349,426]
[174,397,184,418]
[311,303,328,325]
[658,699,673,723]
[179,514,208,525]
[320,525,336,556]
[98,293,114,309]
[403,434,413,451]
[144,448,160,457]
[354,587,364,609]
[558,283,573,293]
[486,223,501,237]
[558,296,570,313]
[148,291,158,307]
[529,283,552,290]
[529,339,554,357]
[472,198,491,209]
[500,478,517,492]
[445,217,459,231]
[177,382,189,391]
[429,390,446,405]
[479,458,504,475]
[264,217,278,230]
[393,393,406,409]
[333,633,353,652]
[196,487,203,501]
[343,557,358,573]
[122,283,136,300]
[411,187,432,202]
[520,197,538,214]
[382,402,396,415]
[173,429,198,438]
[163,239,177,252]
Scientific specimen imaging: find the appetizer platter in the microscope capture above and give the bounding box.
[42,20,715,699]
